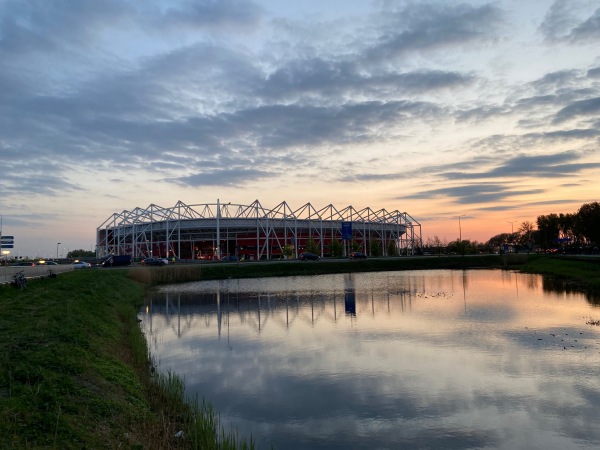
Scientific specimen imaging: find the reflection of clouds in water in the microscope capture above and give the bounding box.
[144,270,600,450]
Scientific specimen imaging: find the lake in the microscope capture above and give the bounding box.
[139,269,600,449]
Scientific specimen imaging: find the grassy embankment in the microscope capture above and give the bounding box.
[1,254,598,449]
[0,269,254,449]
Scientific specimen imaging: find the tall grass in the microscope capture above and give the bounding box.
[129,265,205,285]
[501,253,529,266]
[150,369,255,450]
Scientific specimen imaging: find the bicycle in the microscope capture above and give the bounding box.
[12,270,27,289]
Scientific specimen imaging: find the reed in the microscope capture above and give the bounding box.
[501,253,529,266]
[128,265,205,285]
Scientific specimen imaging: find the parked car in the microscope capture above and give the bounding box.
[299,252,320,261]
[221,255,238,262]
[72,261,91,269]
[101,255,132,267]
[12,261,35,266]
[141,257,167,266]
[349,252,367,259]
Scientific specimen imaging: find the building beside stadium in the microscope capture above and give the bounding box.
[96,200,422,261]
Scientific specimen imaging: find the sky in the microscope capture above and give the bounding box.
[1,0,599,258]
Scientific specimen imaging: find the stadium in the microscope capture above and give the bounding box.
[96,200,422,261]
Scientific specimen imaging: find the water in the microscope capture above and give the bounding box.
[139,270,600,449]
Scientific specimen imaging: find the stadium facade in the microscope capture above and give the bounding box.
[96,200,422,260]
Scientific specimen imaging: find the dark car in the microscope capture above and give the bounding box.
[141,257,167,266]
[349,252,367,259]
[102,255,132,267]
[299,252,320,261]
[12,261,35,266]
[221,255,238,262]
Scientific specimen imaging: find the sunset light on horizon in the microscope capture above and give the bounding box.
[1,0,599,258]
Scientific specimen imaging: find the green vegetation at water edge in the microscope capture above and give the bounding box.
[129,254,509,285]
[0,269,254,449]
[520,254,600,288]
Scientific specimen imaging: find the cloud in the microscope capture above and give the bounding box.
[400,183,545,205]
[159,0,263,31]
[169,168,275,187]
[588,67,600,78]
[261,60,475,100]
[568,7,600,42]
[441,151,600,180]
[540,2,600,43]
[553,97,600,123]
[539,0,578,41]
[364,3,502,62]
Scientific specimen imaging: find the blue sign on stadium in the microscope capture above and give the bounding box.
[341,222,352,240]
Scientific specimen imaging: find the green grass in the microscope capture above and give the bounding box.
[520,254,600,286]
[0,269,254,449]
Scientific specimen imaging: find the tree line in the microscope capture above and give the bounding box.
[425,202,600,255]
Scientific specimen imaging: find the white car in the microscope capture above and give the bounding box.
[72,261,91,269]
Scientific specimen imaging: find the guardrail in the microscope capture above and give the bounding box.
[0,265,74,285]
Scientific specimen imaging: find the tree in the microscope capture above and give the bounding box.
[387,240,398,257]
[536,213,560,248]
[67,249,95,258]
[305,238,320,255]
[517,221,535,250]
[448,239,476,255]
[486,233,512,250]
[576,202,600,246]
[282,244,294,259]
[369,239,381,257]
[426,235,447,255]
[328,240,344,258]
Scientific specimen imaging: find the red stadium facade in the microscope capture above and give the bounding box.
[96,200,422,260]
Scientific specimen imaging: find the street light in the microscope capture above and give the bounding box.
[507,221,516,234]
[56,242,61,260]
[455,215,466,242]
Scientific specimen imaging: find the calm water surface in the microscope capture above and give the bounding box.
[140,270,600,449]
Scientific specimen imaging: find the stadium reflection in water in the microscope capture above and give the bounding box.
[140,270,600,450]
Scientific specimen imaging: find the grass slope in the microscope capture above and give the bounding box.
[0,270,150,448]
[0,269,253,449]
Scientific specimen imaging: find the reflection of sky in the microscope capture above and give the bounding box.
[141,270,600,450]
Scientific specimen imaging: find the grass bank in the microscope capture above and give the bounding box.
[0,269,254,449]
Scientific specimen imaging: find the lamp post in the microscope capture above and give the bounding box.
[507,221,516,234]
[456,215,466,242]
[56,242,61,260]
